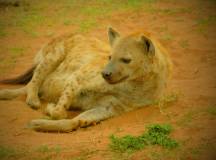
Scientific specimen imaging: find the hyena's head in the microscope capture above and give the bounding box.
[102,27,155,84]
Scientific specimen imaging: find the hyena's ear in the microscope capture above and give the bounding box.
[140,35,155,56]
[108,27,120,46]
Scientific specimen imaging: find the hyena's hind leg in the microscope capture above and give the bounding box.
[29,106,118,132]
[29,97,124,132]
[45,77,80,120]
[0,87,26,100]
[26,42,66,109]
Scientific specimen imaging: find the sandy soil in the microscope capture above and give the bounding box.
[0,0,215,160]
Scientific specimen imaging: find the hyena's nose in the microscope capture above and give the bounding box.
[102,71,112,80]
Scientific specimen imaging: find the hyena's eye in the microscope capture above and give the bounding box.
[120,58,131,64]
[108,56,112,60]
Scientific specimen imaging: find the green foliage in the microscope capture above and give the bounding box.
[109,124,178,153]
[110,135,146,153]
[0,146,16,159]
[144,124,178,149]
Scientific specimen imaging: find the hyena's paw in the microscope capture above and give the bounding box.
[46,104,68,120]
[0,89,10,100]
[45,103,56,115]
[26,95,41,109]
[28,119,48,131]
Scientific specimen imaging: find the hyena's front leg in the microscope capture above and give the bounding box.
[27,42,65,109]
[29,96,124,132]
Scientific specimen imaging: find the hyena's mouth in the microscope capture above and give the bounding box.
[105,75,129,84]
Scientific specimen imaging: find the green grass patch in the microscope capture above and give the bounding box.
[126,0,157,9]
[195,16,216,35]
[78,19,98,32]
[160,8,191,15]
[0,146,16,159]
[63,19,73,26]
[206,105,216,116]
[13,10,44,36]
[196,16,216,26]
[36,145,61,153]
[0,21,7,38]
[109,124,178,153]
[0,0,159,36]
[9,47,24,56]
[0,28,7,37]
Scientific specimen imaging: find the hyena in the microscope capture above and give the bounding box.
[0,27,172,132]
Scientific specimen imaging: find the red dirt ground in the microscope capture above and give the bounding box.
[0,0,215,160]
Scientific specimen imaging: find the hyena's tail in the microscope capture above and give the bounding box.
[0,87,26,100]
[0,65,36,84]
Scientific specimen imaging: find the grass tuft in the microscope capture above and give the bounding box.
[109,124,178,153]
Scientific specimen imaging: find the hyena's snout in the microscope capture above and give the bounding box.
[101,70,112,80]
[102,62,114,81]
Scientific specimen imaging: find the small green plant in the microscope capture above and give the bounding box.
[144,124,178,148]
[109,124,178,153]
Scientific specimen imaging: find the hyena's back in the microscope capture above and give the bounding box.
[38,34,110,102]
